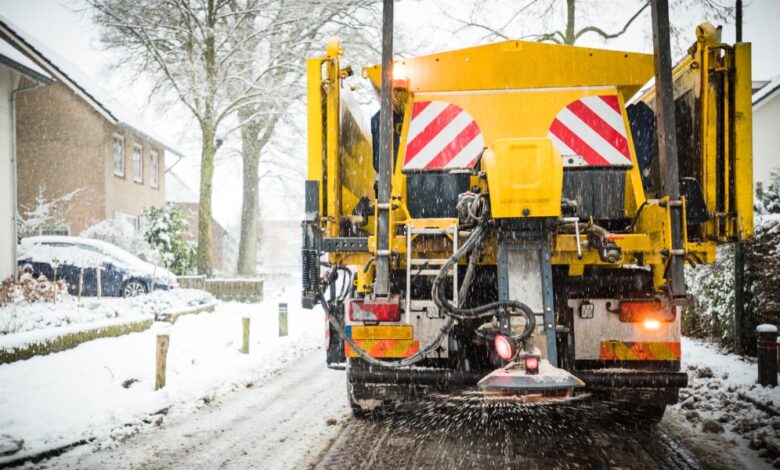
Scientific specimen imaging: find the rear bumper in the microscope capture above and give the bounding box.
[574,370,688,388]
[350,366,687,389]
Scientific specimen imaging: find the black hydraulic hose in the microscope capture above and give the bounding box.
[430,224,537,342]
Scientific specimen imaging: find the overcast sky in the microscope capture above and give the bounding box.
[1,0,778,227]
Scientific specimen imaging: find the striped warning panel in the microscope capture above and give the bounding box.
[402,101,485,171]
[600,341,681,361]
[548,95,633,167]
[345,339,420,358]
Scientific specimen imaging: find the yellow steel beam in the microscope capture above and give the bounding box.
[733,42,754,239]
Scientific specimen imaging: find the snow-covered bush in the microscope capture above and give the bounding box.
[0,271,69,308]
[17,188,83,238]
[757,169,780,214]
[143,204,196,276]
[683,245,735,346]
[80,218,156,262]
[684,214,780,353]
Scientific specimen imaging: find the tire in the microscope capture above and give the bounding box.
[346,359,388,419]
[122,279,148,297]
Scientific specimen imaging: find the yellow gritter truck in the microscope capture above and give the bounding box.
[301,16,753,423]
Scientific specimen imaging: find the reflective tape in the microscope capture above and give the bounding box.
[345,339,420,358]
[599,341,681,361]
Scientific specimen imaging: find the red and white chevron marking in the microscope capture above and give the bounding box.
[402,101,485,171]
[547,95,633,167]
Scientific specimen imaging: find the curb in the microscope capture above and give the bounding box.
[0,318,154,365]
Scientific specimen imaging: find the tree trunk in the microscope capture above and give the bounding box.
[565,0,576,45]
[237,119,260,275]
[197,125,216,275]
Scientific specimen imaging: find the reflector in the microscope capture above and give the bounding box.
[348,299,401,322]
[494,334,516,361]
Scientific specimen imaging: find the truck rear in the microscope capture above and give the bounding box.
[301,23,753,422]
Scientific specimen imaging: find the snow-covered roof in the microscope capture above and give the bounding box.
[165,171,199,204]
[752,75,780,109]
[0,36,51,83]
[0,15,182,157]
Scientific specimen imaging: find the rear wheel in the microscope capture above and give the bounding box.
[346,359,390,419]
[122,279,148,297]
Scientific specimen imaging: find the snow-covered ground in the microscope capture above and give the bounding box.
[671,337,780,469]
[0,288,214,336]
[0,278,323,464]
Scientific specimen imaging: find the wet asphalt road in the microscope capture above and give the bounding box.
[315,398,702,469]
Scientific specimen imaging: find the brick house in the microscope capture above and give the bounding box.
[0,31,52,278]
[0,17,181,239]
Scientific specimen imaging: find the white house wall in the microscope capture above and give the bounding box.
[0,66,21,278]
[753,91,780,187]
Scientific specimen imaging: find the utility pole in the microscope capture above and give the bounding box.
[650,0,686,302]
[374,0,393,297]
[733,0,745,355]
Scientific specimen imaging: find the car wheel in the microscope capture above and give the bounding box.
[122,279,148,297]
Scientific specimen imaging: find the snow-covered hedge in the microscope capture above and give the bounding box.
[0,288,214,335]
[684,215,780,352]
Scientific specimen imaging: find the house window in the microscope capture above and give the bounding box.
[133,145,143,183]
[150,151,159,188]
[113,136,124,176]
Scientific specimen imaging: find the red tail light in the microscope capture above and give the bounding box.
[494,334,516,361]
[524,356,539,375]
[347,299,401,322]
[618,301,676,323]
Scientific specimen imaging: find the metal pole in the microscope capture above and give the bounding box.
[375,0,393,297]
[734,242,745,354]
[736,0,743,42]
[733,0,745,356]
[650,0,686,300]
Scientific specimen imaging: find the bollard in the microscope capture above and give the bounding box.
[155,333,170,390]
[757,324,778,387]
[279,303,288,337]
[777,336,780,375]
[241,317,250,354]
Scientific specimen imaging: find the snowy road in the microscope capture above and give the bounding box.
[52,350,351,469]
[316,403,710,469]
[45,351,751,470]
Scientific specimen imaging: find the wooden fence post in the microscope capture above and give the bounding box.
[96,264,102,298]
[241,317,250,354]
[279,303,288,337]
[78,267,84,301]
[155,333,170,390]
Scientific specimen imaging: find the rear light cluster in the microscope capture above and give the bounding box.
[618,300,676,325]
[494,334,516,361]
[347,299,401,322]
[524,355,539,375]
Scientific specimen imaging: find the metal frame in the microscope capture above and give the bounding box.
[497,233,557,367]
[405,223,458,323]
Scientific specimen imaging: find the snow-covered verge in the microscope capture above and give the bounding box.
[0,277,323,464]
[670,337,780,468]
[0,288,213,336]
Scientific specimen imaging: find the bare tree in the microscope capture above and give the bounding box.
[440,0,733,47]
[86,0,275,274]
[229,1,380,275]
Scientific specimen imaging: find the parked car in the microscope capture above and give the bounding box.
[17,236,178,297]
